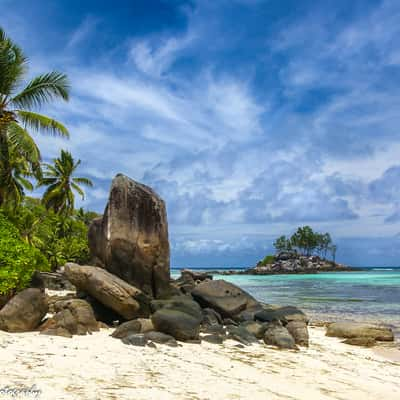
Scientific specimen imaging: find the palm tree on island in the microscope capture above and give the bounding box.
[0,27,69,206]
[40,150,93,215]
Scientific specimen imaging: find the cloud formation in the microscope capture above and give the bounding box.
[2,0,400,266]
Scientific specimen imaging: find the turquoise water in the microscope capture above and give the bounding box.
[172,269,400,336]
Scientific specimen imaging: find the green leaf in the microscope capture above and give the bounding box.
[16,110,69,137]
[11,71,70,109]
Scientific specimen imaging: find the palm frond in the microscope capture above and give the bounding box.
[7,122,41,164]
[11,71,70,109]
[0,28,27,98]
[71,182,85,199]
[16,110,69,137]
[72,177,93,187]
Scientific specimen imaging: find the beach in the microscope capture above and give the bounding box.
[1,326,399,400]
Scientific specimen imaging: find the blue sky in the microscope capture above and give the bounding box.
[2,0,400,267]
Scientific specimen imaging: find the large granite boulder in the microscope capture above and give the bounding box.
[151,297,202,341]
[0,289,48,332]
[326,322,394,341]
[64,263,150,320]
[88,174,170,298]
[191,280,260,319]
[40,299,99,337]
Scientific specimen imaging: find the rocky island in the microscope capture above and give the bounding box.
[209,251,356,276]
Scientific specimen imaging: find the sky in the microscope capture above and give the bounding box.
[2,0,400,267]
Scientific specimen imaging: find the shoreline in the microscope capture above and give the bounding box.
[1,326,399,400]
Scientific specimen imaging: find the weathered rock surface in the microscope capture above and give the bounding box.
[241,321,267,339]
[255,306,309,325]
[226,325,258,345]
[286,320,309,346]
[33,271,75,291]
[191,280,260,319]
[326,322,394,341]
[264,324,298,350]
[88,174,170,298]
[40,299,99,337]
[78,294,122,325]
[151,297,202,341]
[202,333,226,344]
[111,319,154,338]
[64,263,150,320]
[202,308,223,328]
[343,337,376,347]
[121,333,148,346]
[0,289,48,332]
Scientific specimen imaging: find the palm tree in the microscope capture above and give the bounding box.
[0,27,70,206]
[40,150,93,215]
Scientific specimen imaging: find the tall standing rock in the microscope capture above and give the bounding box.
[88,174,170,298]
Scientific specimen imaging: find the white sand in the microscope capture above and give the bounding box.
[0,327,399,400]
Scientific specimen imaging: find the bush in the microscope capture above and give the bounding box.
[0,213,50,295]
[3,198,93,270]
[258,254,275,265]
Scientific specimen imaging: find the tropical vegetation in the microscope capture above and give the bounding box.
[0,27,96,295]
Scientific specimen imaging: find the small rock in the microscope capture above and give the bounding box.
[121,333,148,346]
[145,331,178,347]
[202,334,225,344]
[241,321,267,339]
[111,319,154,339]
[264,324,298,350]
[286,320,309,346]
[226,325,258,346]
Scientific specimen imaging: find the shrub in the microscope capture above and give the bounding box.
[259,254,275,265]
[0,213,50,295]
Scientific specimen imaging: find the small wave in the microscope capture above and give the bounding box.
[372,268,393,271]
[299,297,366,302]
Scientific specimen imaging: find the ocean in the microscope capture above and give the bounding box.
[171,268,400,337]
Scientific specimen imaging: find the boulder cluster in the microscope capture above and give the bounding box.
[0,175,394,350]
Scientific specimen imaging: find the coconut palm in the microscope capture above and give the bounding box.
[40,150,93,215]
[0,26,70,206]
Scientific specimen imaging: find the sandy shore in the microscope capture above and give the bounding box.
[0,327,399,400]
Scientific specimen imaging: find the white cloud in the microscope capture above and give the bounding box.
[130,33,196,77]
[67,16,100,49]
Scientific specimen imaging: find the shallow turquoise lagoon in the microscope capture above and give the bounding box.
[171,269,400,335]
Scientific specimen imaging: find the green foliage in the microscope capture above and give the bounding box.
[3,198,96,270]
[40,150,93,215]
[258,254,275,265]
[273,226,337,260]
[0,212,49,295]
[0,27,95,288]
[273,235,292,252]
